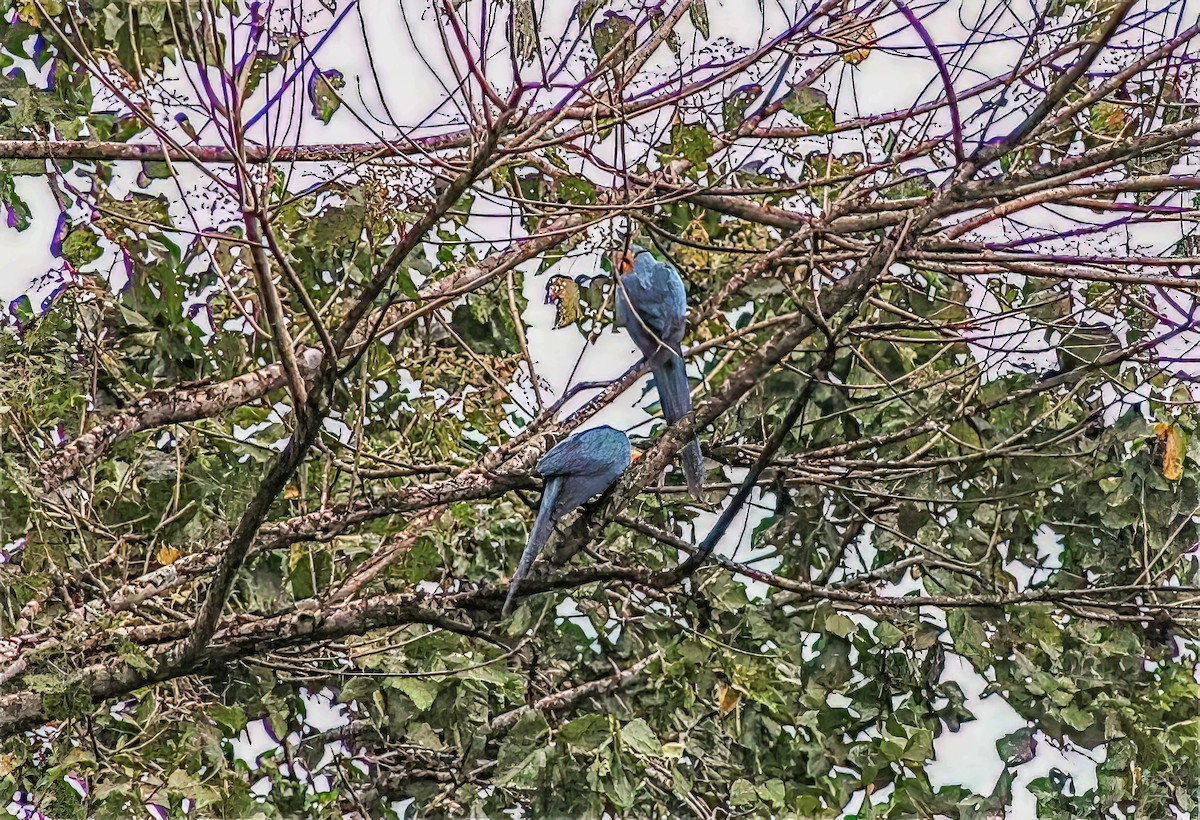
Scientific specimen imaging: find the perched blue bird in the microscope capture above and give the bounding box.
[503,426,635,616]
[615,245,705,497]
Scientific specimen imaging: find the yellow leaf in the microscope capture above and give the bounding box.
[545,275,583,328]
[662,742,685,759]
[1091,101,1131,139]
[1156,423,1186,481]
[16,0,61,27]
[16,1,42,27]
[717,683,740,716]
[826,18,876,64]
[156,546,182,565]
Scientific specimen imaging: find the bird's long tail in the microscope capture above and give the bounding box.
[652,355,705,498]
[502,477,562,617]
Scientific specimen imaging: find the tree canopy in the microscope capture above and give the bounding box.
[1,0,1200,817]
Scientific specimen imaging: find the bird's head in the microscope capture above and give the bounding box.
[613,243,647,275]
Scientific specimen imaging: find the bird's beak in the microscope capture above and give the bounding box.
[630,448,643,462]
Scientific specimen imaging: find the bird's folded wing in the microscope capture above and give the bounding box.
[536,433,594,476]
[621,272,686,347]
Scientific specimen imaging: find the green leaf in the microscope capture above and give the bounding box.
[400,538,441,584]
[668,122,715,168]
[874,621,905,647]
[1090,101,1130,137]
[758,778,787,808]
[495,710,550,787]
[689,0,710,38]
[0,158,45,176]
[103,4,123,41]
[781,86,835,133]
[513,0,537,62]
[997,727,1037,766]
[288,543,317,599]
[619,719,659,757]
[210,703,249,734]
[556,177,596,205]
[722,84,762,130]
[1061,705,1095,732]
[9,294,33,327]
[61,227,103,267]
[579,0,608,25]
[139,160,173,181]
[393,678,439,712]
[948,609,990,668]
[0,174,32,230]
[309,69,345,124]
[824,612,857,638]
[592,14,635,61]
[24,673,67,695]
[559,713,611,753]
[730,778,758,806]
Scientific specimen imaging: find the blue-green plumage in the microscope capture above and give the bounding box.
[503,426,632,616]
[615,247,705,497]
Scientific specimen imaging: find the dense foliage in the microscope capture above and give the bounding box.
[0,0,1199,817]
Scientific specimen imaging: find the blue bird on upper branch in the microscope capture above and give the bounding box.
[503,425,636,616]
[614,244,706,498]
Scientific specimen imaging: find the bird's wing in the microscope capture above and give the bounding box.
[621,260,688,348]
[536,432,594,477]
[614,282,633,328]
[652,260,688,345]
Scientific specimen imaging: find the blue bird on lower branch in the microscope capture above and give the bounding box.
[615,245,706,498]
[503,425,636,617]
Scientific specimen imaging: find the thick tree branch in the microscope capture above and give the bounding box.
[0,561,1189,741]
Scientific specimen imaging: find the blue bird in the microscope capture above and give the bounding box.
[503,425,636,616]
[614,245,705,497]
